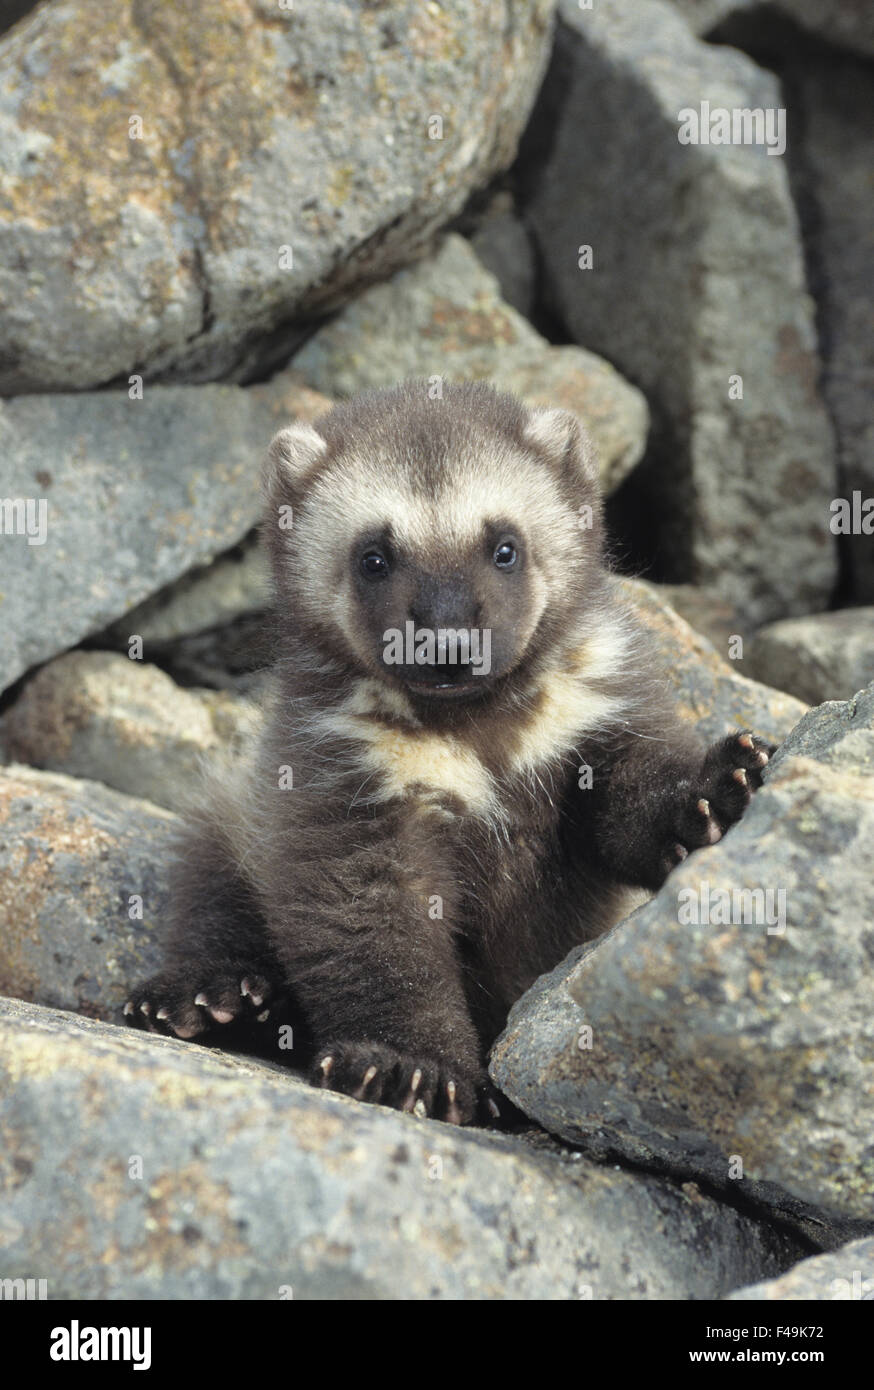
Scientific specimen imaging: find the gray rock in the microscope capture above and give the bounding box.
[469,191,538,318]
[491,682,874,1228]
[527,0,836,622]
[0,0,555,391]
[766,682,874,773]
[654,583,747,657]
[0,372,327,695]
[0,997,804,1299]
[621,578,808,747]
[669,0,874,59]
[748,609,874,706]
[137,614,271,696]
[294,234,650,495]
[0,765,174,1019]
[783,52,874,602]
[102,534,269,647]
[0,3,38,40]
[1,651,260,814]
[727,1237,874,1300]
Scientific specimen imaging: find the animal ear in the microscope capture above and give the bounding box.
[523,407,599,487]
[262,422,327,501]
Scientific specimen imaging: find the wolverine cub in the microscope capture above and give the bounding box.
[127,381,772,1124]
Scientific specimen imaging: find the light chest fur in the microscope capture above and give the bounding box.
[311,618,633,826]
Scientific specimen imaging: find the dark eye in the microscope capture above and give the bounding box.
[493,541,517,570]
[360,549,389,579]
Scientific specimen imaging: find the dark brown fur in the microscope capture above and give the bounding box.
[126,382,772,1124]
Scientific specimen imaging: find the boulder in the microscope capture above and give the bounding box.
[621,578,808,746]
[0,372,327,695]
[131,615,271,696]
[1,651,259,814]
[728,1237,874,1300]
[748,609,874,705]
[0,997,804,1299]
[491,682,874,1228]
[0,765,174,1018]
[668,0,874,59]
[293,234,650,495]
[782,50,874,601]
[101,534,269,648]
[525,0,836,622]
[469,191,538,319]
[0,0,555,390]
[651,583,747,656]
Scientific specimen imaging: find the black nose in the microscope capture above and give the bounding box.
[409,576,479,633]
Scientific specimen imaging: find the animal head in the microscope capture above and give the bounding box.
[262,381,606,706]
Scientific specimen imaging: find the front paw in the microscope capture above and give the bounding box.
[311,1039,502,1126]
[124,965,280,1040]
[665,731,774,875]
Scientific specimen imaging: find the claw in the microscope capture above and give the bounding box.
[319,1055,334,1081]
[402,1067,424,1113]
[156,1007,169,1020]
[139,1001,151,1017]
[123,1001,134,1017]
[696,797,722,843]
[445,1079,462,1125]
[241,979,264,1007]
[739,733,754,750]
[733,768,748,786]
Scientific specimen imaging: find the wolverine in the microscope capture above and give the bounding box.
[126,380,772,1124]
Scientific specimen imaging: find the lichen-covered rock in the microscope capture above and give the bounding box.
[727,1237,874,1301]
[491,683,874,1228]
[748,609,874,706]
[293,234,650,494]
[0,765,174,1018]
[527,0,836,622]
[0,372,327,695]
[1,651,259,814]
[0,0,555,391]
[0,998,804,1299]
[622,579,808,746]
